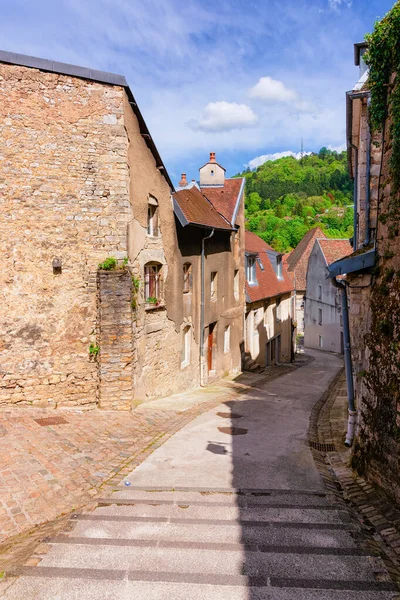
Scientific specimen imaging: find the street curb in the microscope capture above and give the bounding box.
[309,368,400,592]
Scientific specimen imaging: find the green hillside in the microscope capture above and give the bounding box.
[236,148,354,253]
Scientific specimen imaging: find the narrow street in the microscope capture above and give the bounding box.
[1,350,397,599]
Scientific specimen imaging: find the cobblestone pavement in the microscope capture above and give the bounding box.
[0,359,307,571]
[311,369,400,589]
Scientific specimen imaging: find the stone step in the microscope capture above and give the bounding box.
[89,503,348,525]
[107,488,339,507]
[32,543,393,584]
[4,574,397,600]
[67,518,360,548]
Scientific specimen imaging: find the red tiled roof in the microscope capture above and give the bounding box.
[285,227,326,292]
[201,178,244,224]
[173,186,233,231]
[245,232,293,303]
[317,239,353,265]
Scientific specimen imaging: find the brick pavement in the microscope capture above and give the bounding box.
[0,359,308,571]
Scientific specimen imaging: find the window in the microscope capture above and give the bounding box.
[246,256,256,284]
[181,325,191,367]
[211,169,214,176]
[276,255,283,280]
[257,257,264,271]
[211,271,218,301]
[318,308,323,325]
[234,270,239,301]
[183,263,192,294]
[144,263,162,305]
[318,335,323,348]
[224,326,230,353]
[147,197,159,236]
[276,297,281,322]
[318,284,322,301]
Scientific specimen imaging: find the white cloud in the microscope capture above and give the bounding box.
[246,150,312,170]
[328,0,352,10]
[249,76,297,104]
[327,143,346,152]
[188,101,258,133]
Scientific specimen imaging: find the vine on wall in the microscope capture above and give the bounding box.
[365,1,400,193]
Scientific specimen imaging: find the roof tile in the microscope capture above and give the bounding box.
[173,186,232,230]
[201,178,244,224]
[286,227,326,291]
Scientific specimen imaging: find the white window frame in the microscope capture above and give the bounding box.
[318,335,323,348]
[234,270,239,301]
[224,326,231,354]
[181,325,191,368]
[247,256,256,285]
[211,271,218,301]
[147,198,159,237]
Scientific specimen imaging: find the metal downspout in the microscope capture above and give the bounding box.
[364,98,371,246]
[200,228,215,386]
[332,277,356,446]
[350,143,359,251]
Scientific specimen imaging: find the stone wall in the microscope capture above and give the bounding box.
[98,270,134,410]
[0,63,131,407]
[350,98,400,502]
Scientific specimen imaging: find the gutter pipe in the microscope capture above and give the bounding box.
[200,228,215,386]
[331,277,356,446]
[364,97,371,246]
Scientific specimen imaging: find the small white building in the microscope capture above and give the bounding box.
[304,238,352,353]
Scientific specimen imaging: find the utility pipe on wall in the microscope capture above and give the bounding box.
[200,228,215,386]
[350,143,359,251]
[331,277,356,446]
[364,97,372,247]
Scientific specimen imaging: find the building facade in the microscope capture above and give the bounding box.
[327,37,400,501]
[285,227,326,335]
[244,232,294,367]
[0,51,245,409]
[304,239,352,353]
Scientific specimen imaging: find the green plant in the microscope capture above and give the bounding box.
[131,276,140,310]
[89,343,100,358]
[123,257,129,265]
[365,2,400,192]
[98,257,117,271]
[146,297,158,305]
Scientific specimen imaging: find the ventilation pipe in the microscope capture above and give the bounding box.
[364,97,371,246]
[200,228,215,386]
[331,277,356,446]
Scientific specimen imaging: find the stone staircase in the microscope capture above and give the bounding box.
[6,485,398,599]
[242,351,263,373]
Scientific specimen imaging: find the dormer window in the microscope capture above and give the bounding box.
[276,255,283,280]
[257,257,264,271]
[246,256,256,285]
[211,170,214,176]
[147,197,159,237]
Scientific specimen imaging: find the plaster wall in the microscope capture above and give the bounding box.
[199,163,225,186]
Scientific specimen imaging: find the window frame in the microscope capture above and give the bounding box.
[210,271,218,301]
[234,269,239,301]
[144,263,163,306]
[224,325,231,354]
[246,256,256,285]
[276,297,282,322]
[183,263,192,294]
[147,199,159,237]
[318,307,323,326]
[181,325,191,368]
[318,284,323,301]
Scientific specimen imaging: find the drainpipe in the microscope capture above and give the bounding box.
[200,228,215,386]
[349,143,359,251]
[364,97,371,246]
[331,277,356,446]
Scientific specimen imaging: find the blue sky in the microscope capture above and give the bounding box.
[0,0,394,183]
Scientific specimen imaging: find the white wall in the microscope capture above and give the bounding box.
[304,242,343,353]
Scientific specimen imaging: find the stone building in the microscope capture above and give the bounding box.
[285,227,326,334]
[327,40,400,501]
[304,238,352,353]
[244,231,293,367]
[0,51,245,409]
[173,155,245,384]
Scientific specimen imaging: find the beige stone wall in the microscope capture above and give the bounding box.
[0,64,131,407]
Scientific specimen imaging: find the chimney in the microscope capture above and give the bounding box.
[178,173,188,187]
[209,152,216,163]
